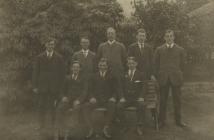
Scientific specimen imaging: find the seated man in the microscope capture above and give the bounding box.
[83,58,118,139]
[55,61,87,140]
[117,57,145,136]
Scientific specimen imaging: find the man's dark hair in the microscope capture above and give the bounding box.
[80,35,90,41]
[71,60,81,67]
[165,29,175,36]
[137,28,146,34]
[99,58,109,66]
[44,36,56,44]
[107,27,116,33]
[127,56,137,62]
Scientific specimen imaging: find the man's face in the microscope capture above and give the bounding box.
[45,40,55,52]
[98,62,108,72]
[80,38,90,50]
[107,29,116,41]
[71,63,80,74]
[127,60,137,70]
[137,32,146,43]
[164,32,175,45]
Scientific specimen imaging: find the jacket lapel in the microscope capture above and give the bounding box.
[132,70,137,81]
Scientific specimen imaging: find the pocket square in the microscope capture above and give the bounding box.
[134,80,141,83]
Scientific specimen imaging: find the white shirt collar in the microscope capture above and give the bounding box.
[72,73,79,80]
[82,49,89,57]
[100,70,107,77]
[108,40,116,45]
[128,69,136,75]
[82,49,89,53]
[166,43,174,48]
[128,69,136,81]
[138,42,144,48]
[46,51,54,57]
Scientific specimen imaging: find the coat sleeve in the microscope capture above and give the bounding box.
[88,75,95,99]
[77,77,89,103]
[112,74,123,99]
[139,72,145,99]
[60,77,69,99]
[180,48,186,73]
[92,52,97,73]
[72,53,78,63]
[127,45,134,57]
[97,44,103,63]
[32,56,40,89]
[121,43,127,70]
[58,56,66,92]
[153,48,160,78]
[149,46,155,77]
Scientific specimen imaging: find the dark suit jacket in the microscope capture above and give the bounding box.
[60,73,87,103]
[128,42,154,80]
[32,51,65,95]
[154,44,186,86]
[97,41,127,75]
[122,70,144,101]
[72,50,96,77]
[88,71,119,102]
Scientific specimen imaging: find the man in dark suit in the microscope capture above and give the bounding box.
[117,57,145,136]
[83,58,119,139]
[55,61,87,140]
[72,36,96,79]
[32,37,65,132]
[154,29,187,128]
[128,28,155,81]
[97,27,127,76]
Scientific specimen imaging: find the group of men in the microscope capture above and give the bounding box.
[32,27,187,140]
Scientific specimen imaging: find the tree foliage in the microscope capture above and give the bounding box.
[0,0,124,84]
[0,0,124,109]
[133,0,191,48]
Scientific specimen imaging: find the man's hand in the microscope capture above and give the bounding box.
[119,98,126,103]
[138,97,144,102]
[73,100,80,107]
[33,88,38,94]
[62,97,69,103]
[151,75,156,81]
[89,98,97,104]
[109,97,116,102]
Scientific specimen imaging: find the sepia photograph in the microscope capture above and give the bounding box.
[0,0,214,140]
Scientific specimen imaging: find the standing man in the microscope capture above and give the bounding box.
[32,37,65,135]
[128,28,155,81]
[154,29,187,128]
[72,36,96,79]
[97,27,127,76]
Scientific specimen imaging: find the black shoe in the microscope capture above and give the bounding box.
[136,125,143,136]
[85,128,94,139]
[176,122,188,128]
[159,122,166,129]
[103,125,112,139]
[120,126,129,133]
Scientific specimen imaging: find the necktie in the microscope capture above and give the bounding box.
[102,72,105,78]
[47,53,51,59]
[129,70,134,81]
[140,44,144,53]
[72,74,77,80]
[83,51,87,58]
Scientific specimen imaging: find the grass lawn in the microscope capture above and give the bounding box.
[0,82,214,140]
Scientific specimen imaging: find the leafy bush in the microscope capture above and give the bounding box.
[0,0,124,110]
